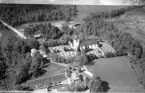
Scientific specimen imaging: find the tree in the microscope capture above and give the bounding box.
[105,52,115,58]
[69,80,87,92]
[15,85,33,91]
[141,49,145,58]
[29,51,44,77]
[0,56,7,79]
[124,0,145,5]
[39,43,47,52]
[79,51,88,66]
[73,53,88,67]
[89,75,104,92]
[135,47,142,58]
[25,52,32,62]
[67,66,72,77]
[85,77,91,88]
[15,59,31,85]
[27,39,40,50]
[61,24,69,34]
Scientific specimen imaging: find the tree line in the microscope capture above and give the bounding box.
[0,4,78,27]
[24,23,63,39]
[0,36,48,90]
[83,5,144,23]
[80,5,145,88]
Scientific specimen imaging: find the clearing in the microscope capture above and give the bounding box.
[23,62,67,89]
[24,73,66,89]
[73,5,128,22]
[86,57,145,92]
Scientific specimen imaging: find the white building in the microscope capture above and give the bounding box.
[68,36,80,51]
[34,34,42,39]
[31,48,37,57]
[79,40,100,50]
[39,50,47,58]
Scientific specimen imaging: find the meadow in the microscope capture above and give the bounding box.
[86,57,145,92]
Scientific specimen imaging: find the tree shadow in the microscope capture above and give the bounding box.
[101,81,111,92]
[39,69,47,76]
[43,58,51,68]
[85,62,95,66]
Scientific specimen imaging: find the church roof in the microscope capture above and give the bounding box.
[80,40,99,46]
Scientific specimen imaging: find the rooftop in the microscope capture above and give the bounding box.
[80,39,99,46]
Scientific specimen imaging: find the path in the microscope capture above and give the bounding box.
[64,73,71,85]
[27,72,65,83]
[0,20,27,39]
[51,61,68,67]
[83,66,93,77]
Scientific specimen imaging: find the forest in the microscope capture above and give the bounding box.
[0,35,47,90]
[24,23,63,39]
[0,4,78,90]
[1,4,145,91]
[80,5,145,87]
[0,4,77,27]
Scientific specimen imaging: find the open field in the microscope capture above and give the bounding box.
[32,62,66,79]
[24,77,53,89]
[0,62,66,90]
[73,5,128,22]
[23,62,67,89]
[86,57,145,92]
[24,73,66,89]
[115,11,145,47]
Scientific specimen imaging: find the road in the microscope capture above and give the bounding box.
[0,20,27,39]
[86,57,145,92]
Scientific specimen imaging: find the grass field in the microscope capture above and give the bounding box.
[22,62,67,89]
[31,62,67,80]
[0,62,66,90]
[86,57,145,92]
[24,73,66,89]
[52,74,66,82]
[25,77,53,89]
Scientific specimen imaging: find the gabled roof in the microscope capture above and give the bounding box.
[81,72,92,78]
[80,39,99,46]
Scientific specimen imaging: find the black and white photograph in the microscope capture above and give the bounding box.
[0,0,145,93]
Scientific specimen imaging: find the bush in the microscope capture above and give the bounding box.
[15,71,29,85]
[68,80,88,92]
[15,61,31,85]
[89,76,104,92]
[105,52,115,58]
[73,53,88,66]
[87,54,99,61]
[15,85,33,91]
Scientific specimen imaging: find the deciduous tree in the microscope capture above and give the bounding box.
[89,75,103,92]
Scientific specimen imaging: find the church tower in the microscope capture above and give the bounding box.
[68,35,80,51]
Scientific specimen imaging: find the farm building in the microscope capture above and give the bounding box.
[79,40,100,50]
[34,34,42,39]
[48,45,72,53]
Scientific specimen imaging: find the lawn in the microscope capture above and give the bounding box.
[0,62,66,90]
[24,73,66,89]
[86,57,145,92]
[22,62,67,89]
[24,77,53,89]
[29,62,67,80]
[52,74,66,82]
